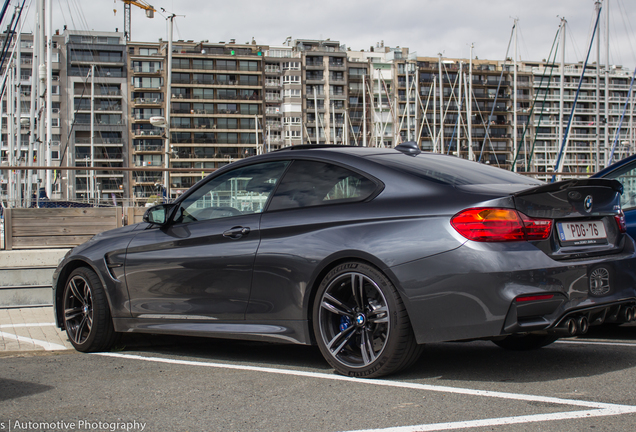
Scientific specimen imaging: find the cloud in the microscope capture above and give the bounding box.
[22,0,636,68]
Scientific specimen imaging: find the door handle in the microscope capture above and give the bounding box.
[223,226,250,239]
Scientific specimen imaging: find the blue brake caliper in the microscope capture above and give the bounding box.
[339,315,352,332]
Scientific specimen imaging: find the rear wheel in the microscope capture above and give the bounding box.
[492,334,559,351]
[313,261,422,378]
[63,267,118,352]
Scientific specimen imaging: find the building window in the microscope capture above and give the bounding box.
[283,75,300,84]
[239,61,259,72]
[283,117,301,125]
[139,48,158,56]
[284,89,301,97]
[132,77,162,89]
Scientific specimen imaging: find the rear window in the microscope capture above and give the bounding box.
[369,153,543,186]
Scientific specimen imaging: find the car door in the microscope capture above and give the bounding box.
[124,161,289,320]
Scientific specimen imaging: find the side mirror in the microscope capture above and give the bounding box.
[143,204,174,226]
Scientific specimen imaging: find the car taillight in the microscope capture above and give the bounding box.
[451,208,552,242]
[615,211,627,233]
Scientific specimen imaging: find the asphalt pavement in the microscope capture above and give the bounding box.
[2,307,636,431]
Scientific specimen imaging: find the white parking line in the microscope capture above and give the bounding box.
[96,352,636,431]
[0,330,67,351]
[0,322,57,329]
[557,339,636,348]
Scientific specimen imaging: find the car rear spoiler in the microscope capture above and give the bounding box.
[514,178,623,197]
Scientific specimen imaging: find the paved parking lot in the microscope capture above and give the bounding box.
[1,307,636,431]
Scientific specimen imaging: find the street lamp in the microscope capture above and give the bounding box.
[150,115,170,202]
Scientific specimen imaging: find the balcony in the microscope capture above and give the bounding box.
[265,66,281,74]
[133,66,162,74]
[134,144,163,152]
[133,129,163,137]
[133,97,162,105]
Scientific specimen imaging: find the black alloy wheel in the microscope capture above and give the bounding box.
[63,267,118,352]
[313,261,422,378]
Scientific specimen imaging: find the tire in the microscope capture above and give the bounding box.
[313,261,423,378]
[62,267,119,352]
[492,334,559,351]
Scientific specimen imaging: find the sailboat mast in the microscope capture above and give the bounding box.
[513,19,518,172]
[8,61,14,206]
[438,53,444,154]
[90,64,95,201]
[27,7,38,208]
[604,0,610,166]
[458,61,462,155]
[45,0,52,199]
[406,62,410,141]
[16,18,22,205]
[560,18,566,168]
[468,44,473,160]
[362,74,366,146]
[433,79,437,152]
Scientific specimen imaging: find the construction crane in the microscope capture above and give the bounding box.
[114,0,156,42]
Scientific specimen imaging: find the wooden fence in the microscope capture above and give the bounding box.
[2,207,147,251]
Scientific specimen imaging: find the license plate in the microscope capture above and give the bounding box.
[557,221,607,245]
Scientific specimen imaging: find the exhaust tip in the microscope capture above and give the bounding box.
[577,316,589,335]
[565,318,579,336]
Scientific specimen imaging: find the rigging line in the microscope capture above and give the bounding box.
[64,0,77,30]
[56,0,68,28]
[57,68,92,168]
[513,21,562,169]
[447,90,465,154]
[415,81,434,145]
[0,8,19,85]
[441,62,460,130]
[396,76,417,141]
[379,74,396,144]
[566,19,583,63]
[552,5,602,183]
[616,0,636,63]
[468,82,497,166]
[0,0,12,30]
[608,68,636,163]
[0,0,30,99]
[71,0,90,32]
[478,23,514,163]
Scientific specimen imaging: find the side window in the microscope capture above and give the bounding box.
[607,165,636,211]
[174,161,289,224]
[268,160,378,211]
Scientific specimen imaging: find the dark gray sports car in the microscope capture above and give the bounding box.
[53,143,636,377]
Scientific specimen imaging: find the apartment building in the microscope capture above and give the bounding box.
[0,31,65,204]
[126,39,269,204]
[416,56,534,171]
[292,39,348,145]
[263,45,302,150]
[65,30,128,204]
[127,41,165,205]
[522,61,635,179]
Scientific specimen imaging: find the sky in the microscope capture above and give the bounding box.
[18,0,636,69]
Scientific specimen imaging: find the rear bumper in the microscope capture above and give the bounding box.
[390,238,636,344]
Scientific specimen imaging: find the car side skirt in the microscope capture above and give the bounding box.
[112,318,313,345]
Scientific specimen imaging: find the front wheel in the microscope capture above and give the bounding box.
[313,262,422,378]
[63,267,119,352]
[492,334,559,351]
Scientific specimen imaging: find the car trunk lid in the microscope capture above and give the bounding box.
[512,178,624,259]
